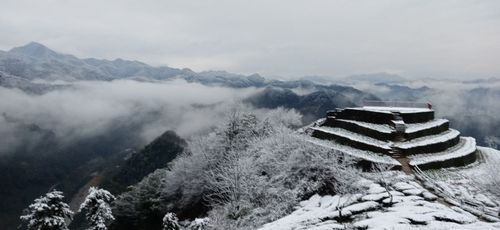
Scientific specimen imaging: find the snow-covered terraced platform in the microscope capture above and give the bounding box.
[306,105,477,170]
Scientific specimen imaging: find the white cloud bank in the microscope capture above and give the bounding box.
[0,79,261,153]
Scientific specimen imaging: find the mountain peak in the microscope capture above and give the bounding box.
[9,41,58,58]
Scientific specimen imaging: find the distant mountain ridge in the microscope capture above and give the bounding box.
[1,42,193,82]
[0,42,401,93]
[0,42,280,88]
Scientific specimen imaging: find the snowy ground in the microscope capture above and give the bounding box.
[414,147,500,222]
[259,153,500,230]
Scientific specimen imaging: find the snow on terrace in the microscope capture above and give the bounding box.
[358,106,432,113]
[336,119,394,134]
[394,129,460,149]
[409,137,476,166]
[304,136,400,166]
[405,119,448,134]
[311,126,460,152]
[310,126,392,150]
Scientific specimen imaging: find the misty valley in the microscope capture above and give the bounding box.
[1,42,500,230]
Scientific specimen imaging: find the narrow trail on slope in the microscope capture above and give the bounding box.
[395,155,413,175]
[389,148,455,209]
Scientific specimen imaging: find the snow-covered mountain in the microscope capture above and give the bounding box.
[0,42,273,88]
[0,42,191,82]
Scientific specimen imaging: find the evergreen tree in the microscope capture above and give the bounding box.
[79,187,116,230]
[112,169,167,230]
[20,190,73,230]
[162,212,180,230]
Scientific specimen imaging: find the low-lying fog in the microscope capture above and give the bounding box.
[0,79,261,154]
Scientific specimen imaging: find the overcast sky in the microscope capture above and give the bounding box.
[1,0,499,79]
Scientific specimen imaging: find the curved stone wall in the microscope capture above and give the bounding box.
[334,109,395,124]
[397,135,460,155]
[400,111,434,123]
[404,121,449,140]
[411,150,477,170]
[328,119,395,141]
[311,129,390,154]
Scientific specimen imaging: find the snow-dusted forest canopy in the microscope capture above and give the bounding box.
[110,106,361,229]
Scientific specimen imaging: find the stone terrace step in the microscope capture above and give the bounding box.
[408,137,477,170]
[304,136,401,171]
[394,129,461,155]
[404,119,449,140]
[324,118,396,141]
[310,126,392,154]
[343,107,435,124]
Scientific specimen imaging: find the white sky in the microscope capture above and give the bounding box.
[1,0,499,79]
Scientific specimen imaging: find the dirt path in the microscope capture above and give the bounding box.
[390,151,458,210]
[395,155,413,175]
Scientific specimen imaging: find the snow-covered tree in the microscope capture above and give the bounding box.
[111,105,358,229]
[79,187,116,230]
[188,217,210,230]
[20,190,73,230]
[162,212,180,230]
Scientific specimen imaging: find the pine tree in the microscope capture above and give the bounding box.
[20,190,73,230]
[79,187,116,230]
[162,212,180,230]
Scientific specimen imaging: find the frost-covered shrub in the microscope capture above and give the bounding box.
[204,127,360,229]
[112,106,359,229]
[240,133,358,227]
[20,190,73,230]
[188,217,210,230]
[79,187,116,230]
[161,108,301,218]
[162,212,180,230]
